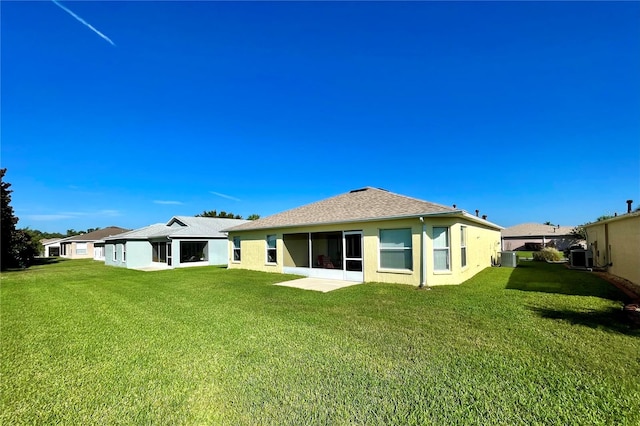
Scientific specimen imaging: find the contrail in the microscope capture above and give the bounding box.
[52,0,116,46]
[211,192,241,202]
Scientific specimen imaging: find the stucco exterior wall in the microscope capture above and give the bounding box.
[61,241,96,259]
[586,215,640,286]
[105,241,150,268]
[228,217,501,286]
[105,239,228,269]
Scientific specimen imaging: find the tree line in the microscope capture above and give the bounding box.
[195,210,260,220]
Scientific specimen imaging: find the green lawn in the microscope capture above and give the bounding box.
[1,260,638,425]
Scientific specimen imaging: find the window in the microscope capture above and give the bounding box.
[461,226,467,268]
[113,245,117,262]
[152,242,167,263]
[233,237,241,262]
[266,235,277,263]
[76,243,87,255]
[433,227,450,271]
[122,244,127,262]
[181,241,207,263]
[379,228,412,270]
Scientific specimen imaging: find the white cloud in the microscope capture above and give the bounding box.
[26,210,122,220]
[153,200,184,205]
[26,214,76,221]
[210,191,241,202]
[98,209,122,216]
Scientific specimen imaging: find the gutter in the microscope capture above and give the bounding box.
[419,217,429,290]
[223,210,503,233]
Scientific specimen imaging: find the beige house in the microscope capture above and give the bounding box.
[40,238,62,257]
[584,210,640,286]
[60,227,130,260]
[501,223,584,251]
[224,187,502,287]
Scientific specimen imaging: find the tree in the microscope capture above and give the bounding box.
[1,169,36,269]
[596,214,614,222]
[195,210,247,219]
[569,225,586,240]
[247,214,260,221]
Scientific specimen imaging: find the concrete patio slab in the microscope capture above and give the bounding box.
[132,265,172,272]
[274,277,362,293]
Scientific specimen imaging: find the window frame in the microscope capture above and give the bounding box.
[460,226,467,268]
[113,244,117,262]
[122,243,126,262]
[433,226,451,272]
[232,237,241,262]
[266,234,277,264]
[76,243,87,255]
[180,241,208,263]
[378,228,413,271]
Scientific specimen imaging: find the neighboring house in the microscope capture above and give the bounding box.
[103,216,249,270]
[223,187,503,287]
[584,210,640,286]
[59,227,131,260]
[501,223,583,251]
[40,238,62,257]
[93,240,107,261]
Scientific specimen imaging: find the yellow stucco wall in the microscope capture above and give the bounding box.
[586,215,640,285]
[228,217,501,286]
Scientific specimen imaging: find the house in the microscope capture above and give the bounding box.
[103,216,248,270]
[584,205,640,286]
[59,227,131,260]
[501,223,583,251]
[40,238,62,257]
[223,187,502,287]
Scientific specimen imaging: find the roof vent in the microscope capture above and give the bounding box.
[350,187,370,193]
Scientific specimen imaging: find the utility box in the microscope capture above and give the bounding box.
[501,251,518,268]
[570,250,593,268]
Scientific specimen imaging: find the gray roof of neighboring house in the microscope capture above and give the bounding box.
[61,227,131,243]
[224,187,501,232]
[104,216,249,241]
[501,223,576,238]
[40,238,62,245]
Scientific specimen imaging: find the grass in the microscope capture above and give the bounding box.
[1,259,639,425]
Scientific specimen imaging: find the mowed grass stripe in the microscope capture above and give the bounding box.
[1,259,638,425]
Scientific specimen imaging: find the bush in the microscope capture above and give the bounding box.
[532,247,564,262]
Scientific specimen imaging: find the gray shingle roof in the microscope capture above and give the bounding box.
[104,217,249,241]
[501,223,576,238]
[62,226,131,242]
[224,187,467,232]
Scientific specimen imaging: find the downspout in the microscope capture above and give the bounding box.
[419,217,429,289]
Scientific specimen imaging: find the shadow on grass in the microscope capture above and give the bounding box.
[32,257,62,266]
[506,262,629,302]
[529,305,640,336]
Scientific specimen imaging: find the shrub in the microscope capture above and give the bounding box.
[532,247,564,262]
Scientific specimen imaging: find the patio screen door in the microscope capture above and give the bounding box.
[344,231,363,282]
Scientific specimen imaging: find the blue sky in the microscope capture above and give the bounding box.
[2,1,639,233]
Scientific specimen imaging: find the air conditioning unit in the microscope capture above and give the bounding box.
[570,250,593,268]
[500,251,518,268]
